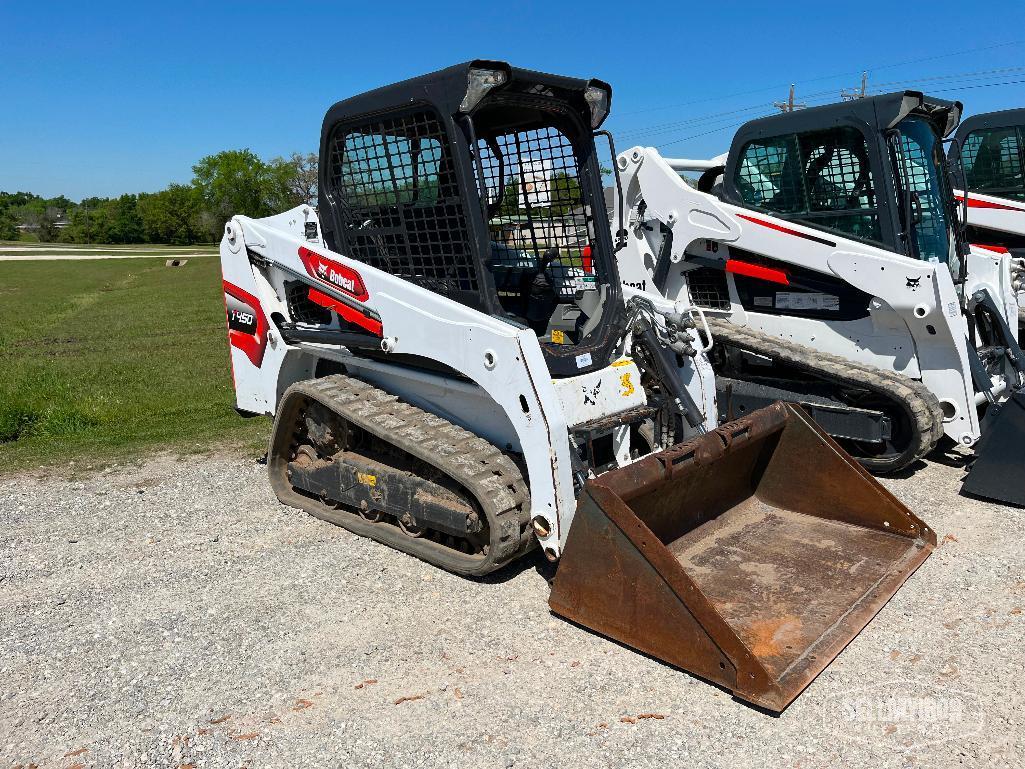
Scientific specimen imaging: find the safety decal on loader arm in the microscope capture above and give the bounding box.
[297,246,369,301]
[294,245,383,336]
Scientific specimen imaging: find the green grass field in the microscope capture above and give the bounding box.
[0,246,270,470]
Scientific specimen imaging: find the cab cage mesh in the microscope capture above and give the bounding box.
[474,123,598,306]
[961,127,1025,200]
[734,127,882,244]
[326,109,478,295]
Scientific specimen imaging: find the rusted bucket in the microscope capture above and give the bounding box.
[549,402,935,712]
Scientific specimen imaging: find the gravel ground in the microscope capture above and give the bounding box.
[1,449,1023,769]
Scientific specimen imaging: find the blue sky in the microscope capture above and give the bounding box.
[2,0,1025,200]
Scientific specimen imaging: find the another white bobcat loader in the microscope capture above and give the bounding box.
[220,62,934,711]
[614,92,1025,504]
[948,107,1025,329]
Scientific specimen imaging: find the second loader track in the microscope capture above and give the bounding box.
[706,316,945,473]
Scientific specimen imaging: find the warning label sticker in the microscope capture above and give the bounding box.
[775,292,840,311]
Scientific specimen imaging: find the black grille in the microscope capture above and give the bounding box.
[687,266,731,311]
[475,124,599,308]
[285,280,331,325]
[327,109,477,295]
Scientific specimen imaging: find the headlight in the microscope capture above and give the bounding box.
[584,84,610,128]
[460,68,508,113]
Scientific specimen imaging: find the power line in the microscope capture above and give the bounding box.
[616,38,1025,118]
[659,119,757,149]
[654,76,1025,150]
[870,64,1025,89]
[906,77,1025,95]
[617,103,771,140]
[615,63,1025,144]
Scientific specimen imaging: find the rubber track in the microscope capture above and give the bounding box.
[706,317,945,473]
[269,374,534,575]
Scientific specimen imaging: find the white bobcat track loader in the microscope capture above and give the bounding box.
[220,61,935,711]
[948,107,1025,329]
[614,91,1025,504]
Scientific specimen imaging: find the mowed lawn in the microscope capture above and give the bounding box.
[0,249,270,470]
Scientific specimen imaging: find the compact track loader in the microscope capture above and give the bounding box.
[615,92,1025,504]
[949,107,1025,329]
[220,62,934,710]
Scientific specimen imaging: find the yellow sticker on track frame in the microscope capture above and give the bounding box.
[357,472,377,487]
[551,329,566,345]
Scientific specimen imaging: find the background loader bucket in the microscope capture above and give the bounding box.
[962,390,1025,506]
[549,402,935,712]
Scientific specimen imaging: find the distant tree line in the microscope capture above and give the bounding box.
[0,150,317,245]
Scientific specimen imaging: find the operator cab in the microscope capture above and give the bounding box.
[317,61,623,378]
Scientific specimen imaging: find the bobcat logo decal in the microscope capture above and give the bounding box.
[906,277,921,290]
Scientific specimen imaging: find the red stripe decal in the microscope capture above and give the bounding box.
[957,194,1025,213]
[736,213,836,247]
[223,280,269,368]
[298,246,370,301]
[308,288,383,337]
[725,258,790,286]
[972,243,1011,254]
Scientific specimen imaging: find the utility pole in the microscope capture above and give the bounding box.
[774,84,806,113]
[841,71,869,101]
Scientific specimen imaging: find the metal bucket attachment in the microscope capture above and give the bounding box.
[549,402,935,712]
[963,390,1025,506]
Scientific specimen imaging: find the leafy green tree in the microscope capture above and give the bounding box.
[23,206,61,242]
[44,195,75,213]
[268,152,318,208]
[138,184,205,244]
[0,208,18,241]
[0,191,44,210]
[59,203,96,243]
[3,146,314,245]
[111,194,144,243]
[192,149,277,236]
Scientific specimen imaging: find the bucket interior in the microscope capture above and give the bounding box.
[610,410,934,693]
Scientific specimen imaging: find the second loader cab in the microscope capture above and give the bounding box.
[717,94,1025,396]
[318,61,624,378]
[950,107,1025,208]
[719,92,969,287]
[947,108,1025,336]
[615,90,1025,488]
